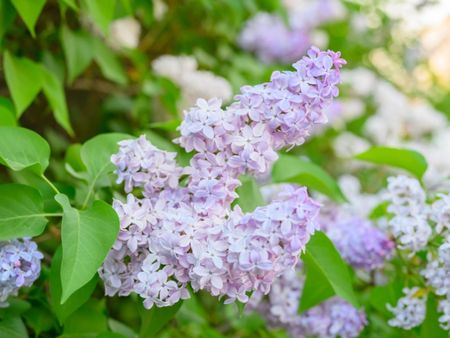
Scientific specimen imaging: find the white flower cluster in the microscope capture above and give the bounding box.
[152,55,233,109]
[108,17,141,50]
[387,287,427,330]
[385,175,431,253]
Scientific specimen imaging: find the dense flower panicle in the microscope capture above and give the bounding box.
[387,287,427,330]
[177,47,346,175]
[323,216,394,270]
[102,47,345,309]
[385,176,431,253]
[439,299,450,330]
[0,239,43,307]
[248,264,367,338]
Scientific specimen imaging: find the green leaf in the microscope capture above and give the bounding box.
[3,52,43,117]
[0,101,16,126]
[369,279,403,317]
[0,316,28,338]
[93,39,127,85]
[0,126,50,174]
[299,231,357,312]
[108,319,137,338]
[0,184,47,240]
[55,194,119,303]
[10,0,46,37]
[80,133,131,187]
[61,27,94,83]
[354,146,428,179]
[139,301,183,338]
[0,0,16,42]
[149,119,181,132]
[235,176,264,212]
[49,247,98,324]
[420,294,448,338]
[82,0,117,35]
[63,299,108,335]
[42,68,74,136]
[272,154,347,203]
[60,0,78,10]
[23,306,54,336]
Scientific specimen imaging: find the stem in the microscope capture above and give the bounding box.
[81,183,94,209]
[41,174,61,194]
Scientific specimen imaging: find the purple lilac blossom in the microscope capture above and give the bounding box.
[0,238,43,307]
[238,13,311,64]
[247,263,367,338]
[320,214,394,271]
[100,47,345,309]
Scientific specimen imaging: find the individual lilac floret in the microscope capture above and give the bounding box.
[238,13,310,64]
[323,216,394,271]
[387,287,427,330]
[300,298,367,338]
[111,135,184,194]
[0,238,43,307]
[431,194,450,233]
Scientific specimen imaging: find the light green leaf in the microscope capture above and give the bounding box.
[139,301,183,338]
[49,247,98,324]
[61,27,94,83]
[0,316,28,338]
[60,0,78,11]
[299,231,357,312]
[82,0,116,35]
[272,154,347,203]
[420,294,448,338]
[235,176,264,212]
[0,126,50,174]
[0,184,47,240]
[149,119,181,132]
[93,39,127,85]
[10,0,46,37]
[42,68,74,136]
[354,146,428,179]
[108,319,137,338]
[0,100,16,126]
[80,133,131,187]
[3,52,43,117]
[55,194,119,303]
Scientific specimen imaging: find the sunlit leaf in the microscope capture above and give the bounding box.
[10,0,46,37]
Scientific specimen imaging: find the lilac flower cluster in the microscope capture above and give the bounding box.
[0,238,43,307]
[385,175,431,253]
[387,287,427,329]
[248,263,367,338]
[100,48,345,309]
[238,13,310,64]
[322,215,394,271]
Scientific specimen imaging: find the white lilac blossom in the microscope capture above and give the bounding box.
[248,264,367,338]
[387,287,427,329]
[438,298,450,330]
[431,194,450,233]
[385,176,431,253]
[0,238,43,307]
[108,17,141,50]
[100,47,346,309]
[152,55,233,109]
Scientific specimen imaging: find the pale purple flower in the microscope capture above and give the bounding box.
[0,238,43,307]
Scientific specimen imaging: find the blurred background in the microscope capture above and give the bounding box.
[1,0,450,337]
